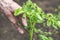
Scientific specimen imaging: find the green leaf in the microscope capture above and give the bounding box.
[57,21,60,27]
[26,0,32,7]
[47,20,51,27]
[23,13,26,18]
[14,7,24,16]
[44,32,52,35]
[39,35,48,40]
[37,7,42,12]
[36,13,43,21]
[52,21,58,29]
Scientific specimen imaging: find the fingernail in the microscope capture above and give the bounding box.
[23,22,27,26]
[18,27,24,34]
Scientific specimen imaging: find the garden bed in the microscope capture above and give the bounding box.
[0,0,60,40]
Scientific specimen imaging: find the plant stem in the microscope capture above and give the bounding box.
[29,18,35,40]
[29,26,33,40]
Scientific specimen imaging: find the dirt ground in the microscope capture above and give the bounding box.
[0,0,60,40]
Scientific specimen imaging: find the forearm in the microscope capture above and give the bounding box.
[0,0,21,12]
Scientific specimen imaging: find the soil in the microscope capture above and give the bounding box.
[0,0,60,40]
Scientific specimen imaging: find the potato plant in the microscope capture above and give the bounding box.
[14,0,60,40]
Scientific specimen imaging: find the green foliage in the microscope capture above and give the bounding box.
[46,13,58,29]
[39,35,53,40]
[14,7,24,16]
[14,0,60,40]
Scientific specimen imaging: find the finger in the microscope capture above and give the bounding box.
[2,8,17,24]
[21,17,27,26]
[19,16,27,26]
[14,23,24,34]
[3,8,24,34]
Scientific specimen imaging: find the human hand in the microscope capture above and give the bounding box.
[0,0,27,34]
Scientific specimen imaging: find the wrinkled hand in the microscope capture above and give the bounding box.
[0,0,27,34]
